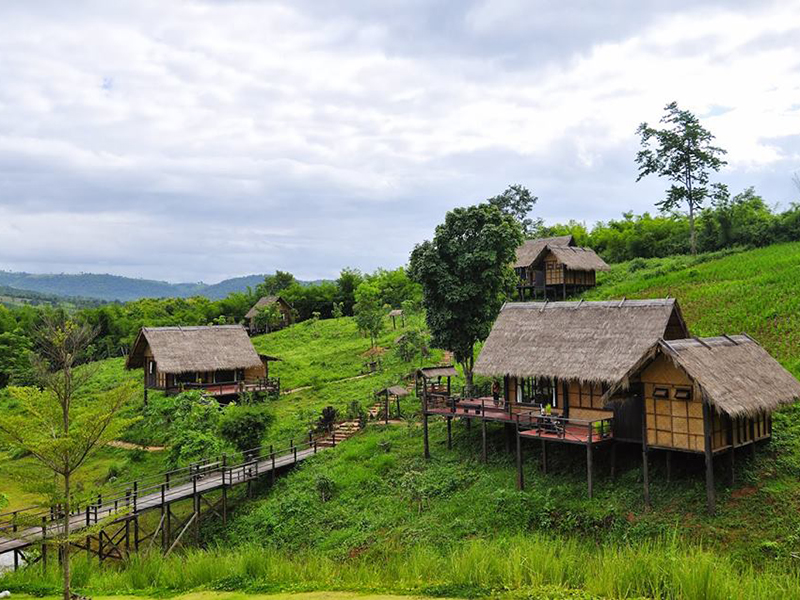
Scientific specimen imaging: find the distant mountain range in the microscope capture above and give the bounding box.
[0,271,275,302]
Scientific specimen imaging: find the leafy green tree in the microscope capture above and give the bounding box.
[409,203,523,396]
[335,268,363,315]
[254,303,283,332]
[636,101,728,255]
[220,404,274,458]
[0,318,137,600]
[353,281,386,348]
[256,270,297,297]
[486,184,542,237]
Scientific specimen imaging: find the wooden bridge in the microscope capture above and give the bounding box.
[0,422,360,570]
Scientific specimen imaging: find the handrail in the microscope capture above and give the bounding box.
[0,421,354,535]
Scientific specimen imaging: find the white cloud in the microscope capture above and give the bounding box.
[0,0,799,281]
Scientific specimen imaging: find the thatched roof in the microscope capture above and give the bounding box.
[513,235,574,268]
[418,365,458,379]
[474,299,688,385]
[657,336,800,417]
[388,309,404,317]
[378,385,410,397]
[541,245,609,272]
[126,325,263,374]
[245,296,289,319]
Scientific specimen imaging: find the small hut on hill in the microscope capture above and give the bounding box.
[245,295,294,334]
[606,335,800,512]
[126,325,279,400]
[513,235,609,299]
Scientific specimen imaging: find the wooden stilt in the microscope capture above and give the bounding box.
[610,442,617,480]
[666,451,672,483]
[446,417,452,449]
[586,440,594,499]
[222,486,228,526]
[134,515,140,552]
[194,492,201,545]
[516,429,524,491]
[481,419,487,463]
[541,439,547,474]
[728,447,735,487]
[703,401,716,515]
[466,418,471,431]
[423,413,430,459]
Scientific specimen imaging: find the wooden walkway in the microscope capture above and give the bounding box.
[0,424,360,565]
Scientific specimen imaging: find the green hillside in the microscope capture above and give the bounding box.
[4,244,800,599]
[585,243,800,377]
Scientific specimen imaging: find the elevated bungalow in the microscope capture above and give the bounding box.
[126,325,280,400]
[423,299,689,497]
[245,295,294,334]
[606,335,800,512]
[513,235,609,300]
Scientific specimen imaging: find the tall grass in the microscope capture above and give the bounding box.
[4,536,799,600]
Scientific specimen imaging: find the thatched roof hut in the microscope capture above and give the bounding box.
[513,235,574,268]
[474,299,688,385]
[631,336,800,418]
[540,245,609,272]
[245,295,292,320]
[418,366,459,379]
[126,325,263,374]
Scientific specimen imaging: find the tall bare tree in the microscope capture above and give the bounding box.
[0,317,137,600]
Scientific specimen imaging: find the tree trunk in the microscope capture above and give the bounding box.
[689,202,697,255]
[62,472,71,600]
[461,351,475,398]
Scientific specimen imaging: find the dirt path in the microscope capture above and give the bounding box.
[282,371,377,395]
[107,440,165,452]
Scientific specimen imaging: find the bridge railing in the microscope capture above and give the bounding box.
[0,425,352,548]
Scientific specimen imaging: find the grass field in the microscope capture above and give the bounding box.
[5,244,800,599]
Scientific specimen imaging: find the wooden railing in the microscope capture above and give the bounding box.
[0,425,348,552]
[514,411,613,443]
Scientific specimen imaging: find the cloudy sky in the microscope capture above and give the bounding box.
[1,0,799,283]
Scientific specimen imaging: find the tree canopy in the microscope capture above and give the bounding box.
[409,203,523,394]
[486,184,542,237]
[636,101,728,254]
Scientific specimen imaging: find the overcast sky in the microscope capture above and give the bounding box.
[1,0,799,283]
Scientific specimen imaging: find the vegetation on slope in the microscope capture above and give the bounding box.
[586,242,800,376]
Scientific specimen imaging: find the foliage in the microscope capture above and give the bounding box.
[353,282,386,348]
[254,270,297,297]
[0,317,138,600]
[486,183,543,237]
[409,202,523,394]
[219,403,275,454]
[334,268,363,316]
[636,101,728,254]
[254,303,283,332]
[315,406,337,434]
[395,328,429,364]
[144,391,228,467]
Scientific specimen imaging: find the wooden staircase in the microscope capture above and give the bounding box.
[317,420,362,447]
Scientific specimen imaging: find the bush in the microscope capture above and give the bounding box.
[219,404,274,455]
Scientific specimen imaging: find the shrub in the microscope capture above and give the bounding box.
[219,404,274,455]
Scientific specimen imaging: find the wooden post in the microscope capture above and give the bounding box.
[541,439,547,474]
[423,413,430,459]
[481,418,487,463]
[134,514,140,552]
[41,517,47,573]
[446,417,452,449]
[641,393,650,509]
[703,401,716,515]
[666,451,672,483]
[165,503,172,549]
[516,428,524,491]
[385,393,389,425]
[466,418,471,431]
[610,442,617,480]
[587,427,594,499]
[194,492,201,545]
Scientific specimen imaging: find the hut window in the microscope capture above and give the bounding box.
[674,387,692,400]
[653,386,669,399]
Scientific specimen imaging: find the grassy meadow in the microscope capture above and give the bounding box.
[4,243,800,599]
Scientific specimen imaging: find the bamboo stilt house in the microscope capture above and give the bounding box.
[474,299,688,435]
[245,295,294,334]
[605,335,800,512]
[126,325,278,400]
[513,235,609,300]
